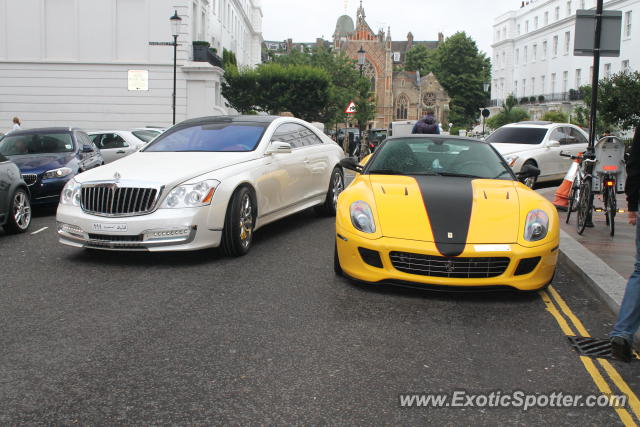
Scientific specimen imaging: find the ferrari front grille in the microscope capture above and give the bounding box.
[389,251,510,279]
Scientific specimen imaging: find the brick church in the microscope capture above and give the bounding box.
[333,1,451,129]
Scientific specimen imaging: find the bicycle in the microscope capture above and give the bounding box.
[560,136,626,236]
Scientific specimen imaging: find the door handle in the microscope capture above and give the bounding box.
[116,150,126,154]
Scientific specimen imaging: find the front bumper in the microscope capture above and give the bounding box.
[56,204,222,251]
[336,227,558,291]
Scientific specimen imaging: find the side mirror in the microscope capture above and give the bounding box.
[339,157,364,173]
[82,144,93,153]
[516,163,541,180]
[266,141,292,155]
[547,140,560,148]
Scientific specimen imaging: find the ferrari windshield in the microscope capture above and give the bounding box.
[366,137,513,180]
[0,133,74,156]
[144,122,268,152]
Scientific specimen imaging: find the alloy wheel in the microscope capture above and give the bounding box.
[332,173,344,209]
[13,191,31,230]
[239,193,253,248]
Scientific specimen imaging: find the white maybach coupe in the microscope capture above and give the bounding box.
[56,116,346,255]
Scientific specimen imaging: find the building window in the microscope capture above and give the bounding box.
[542,40,548,59]
[541,75,546,93]
[523,46,528,64]
[544,11,549,25]
[514,80,518,97]
[531,77,536,94]
[575,69,581,88]
[503,27,507,39]
[564,31,571,55]
[625,11,632,38]
[525,20,529,33]
[395,95,409,120]
[523,79,527,96]
[622,60,630,72]
[580,0,585,9]
[551,73,557,94]
[517,24,521,35]
[563,71,568,92]
[553,35,559,56]
[555,6,560,21]
[567,1,572,16]
[515,48,519,65]
[604,63,611,78]
[496,30,501,41]
[533,44,537,61]
[502,51,506,69]
[534,16,539,29]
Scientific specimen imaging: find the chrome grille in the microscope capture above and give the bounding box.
[390,251,510,279]
[80,185,158,216]
[21,174,38,186]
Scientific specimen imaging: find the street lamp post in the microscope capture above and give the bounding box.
[482,82,490,137]
[357,45,366,75]
[170,10,182,126]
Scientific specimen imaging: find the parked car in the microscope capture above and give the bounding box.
[0,153,31,233]
[486,121,589,188]
[0,127,104,206]
[335,135,556,292]
[56,116,345,254]
[366,128,387,152]
[337,127,360,146]
[88,131,147,163]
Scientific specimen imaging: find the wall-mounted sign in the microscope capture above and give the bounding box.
[128,70,149,91]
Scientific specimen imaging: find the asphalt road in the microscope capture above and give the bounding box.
[1,207,639,425]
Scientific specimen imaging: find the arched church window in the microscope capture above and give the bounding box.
[423,92,436,107]
[395,94,409,120]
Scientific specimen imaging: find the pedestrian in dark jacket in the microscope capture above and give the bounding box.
[412,109,440,134]
[610,128,640,361]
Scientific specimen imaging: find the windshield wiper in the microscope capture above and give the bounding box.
[435,172,482,178]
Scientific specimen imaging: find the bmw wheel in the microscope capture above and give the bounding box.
[4,188,31,234]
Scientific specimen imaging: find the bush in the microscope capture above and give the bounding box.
[542,110,569,123]
[486,107,530,129]
[520,97,529,104]
[529,96,537,103]
[538,95,545,103]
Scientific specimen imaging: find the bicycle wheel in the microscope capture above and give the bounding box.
[566,178,580,224]
[576,178,592,235]
[607,185,616,236]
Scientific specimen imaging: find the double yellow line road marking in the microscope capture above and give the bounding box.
[540,285,640,426]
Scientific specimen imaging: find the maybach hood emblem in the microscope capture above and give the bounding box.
[114,172,121,182]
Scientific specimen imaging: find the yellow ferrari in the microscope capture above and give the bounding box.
[335,135,559,291]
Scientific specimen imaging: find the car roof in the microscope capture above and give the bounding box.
[7,127,82,135]
[177,115,281,127]
[502,121,574,129]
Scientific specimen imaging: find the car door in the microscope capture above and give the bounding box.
[259,123,308,215]
[100,133,133,163]
[546,126,567,177]
[75,132,102,169]
[297,125,331,199]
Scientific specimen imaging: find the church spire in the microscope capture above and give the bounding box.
[357,0,366,24]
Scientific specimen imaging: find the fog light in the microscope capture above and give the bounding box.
[143,228,191,241]
[57,222,83,237]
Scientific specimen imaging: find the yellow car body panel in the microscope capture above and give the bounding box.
[336,173,559,291]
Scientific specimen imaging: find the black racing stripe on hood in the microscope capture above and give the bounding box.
[414,176,473,257]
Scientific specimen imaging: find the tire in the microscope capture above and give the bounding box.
[315,167,344,216]
[521,160,538,189]
[607,185,616,237]
[3,188,31,234]
[220,187,255,257]
[576,178,592,235]
[334,241,343,276]
[566,181,578,224]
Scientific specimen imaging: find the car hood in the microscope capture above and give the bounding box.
[370,175,520,256]
[74,151,259,185]
[490,143,540,156]
[8,153,75,173]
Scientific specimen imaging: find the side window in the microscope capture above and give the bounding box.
[570,128,588,145]
[560,127,576,145]
[271,123,302,148]
[90,134,103,148]
[77,132,97,152]
[549,127,566,142]
[300,126,324,146]
[101,133,128,149]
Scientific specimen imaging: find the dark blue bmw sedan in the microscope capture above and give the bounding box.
[0,127,104,206]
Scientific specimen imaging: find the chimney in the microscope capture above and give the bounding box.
[407,32,414,50]
[438,32,444,43]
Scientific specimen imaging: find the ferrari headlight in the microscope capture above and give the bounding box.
[60,178,81,206]
[350,200,376,233]
[160,179,220,209]
[524,209,549,241]
[43,167,72,179]
[503,155,519,167]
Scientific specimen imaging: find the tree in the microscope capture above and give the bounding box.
[485,95,529,129]
[542,111,569,123]
[575,84,614,133]
[221,68,259,114]
[429,32,491,127]
[596,71,640,140]
[353,76,376,150]
[404,45,436,76]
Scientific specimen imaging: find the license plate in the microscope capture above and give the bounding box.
[92,223,128,233]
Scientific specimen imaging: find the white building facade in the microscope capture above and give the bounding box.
[491,0,638,113]
[0,0,263,132]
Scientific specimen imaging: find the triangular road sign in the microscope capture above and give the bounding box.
[344,101,357,114]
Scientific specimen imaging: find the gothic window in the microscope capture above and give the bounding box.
[395,94,409,120]
[363,61,376,92]
[423,92,436,107]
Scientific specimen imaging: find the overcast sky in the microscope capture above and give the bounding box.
[262,0,519,56]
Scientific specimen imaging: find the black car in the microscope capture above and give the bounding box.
[0,153,31,233]
[0,128,104,206]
